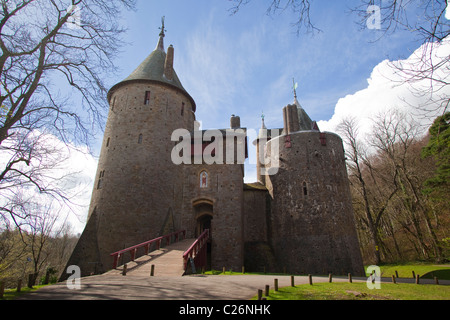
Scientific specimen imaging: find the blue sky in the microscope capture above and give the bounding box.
[112,1,419,129]
[98,0,426,180]
[47,1,450,232]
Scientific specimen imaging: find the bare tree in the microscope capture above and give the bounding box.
[337,116,398,264]
[228,0,320,34]
[354,1,450,118]
[354,0,450,42]
[0,0,135,230]
[369,109,444,262]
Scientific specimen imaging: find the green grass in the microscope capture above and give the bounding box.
[374,263,450,280]
[251,282,450,300]
[204,263,450,279]
[1,285,48,300]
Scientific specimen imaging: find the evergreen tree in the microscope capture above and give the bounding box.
[422,112,450,199]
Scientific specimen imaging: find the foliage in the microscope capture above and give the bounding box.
[0,227,78,289]
[421,112,450,200]
[340,111,449,265]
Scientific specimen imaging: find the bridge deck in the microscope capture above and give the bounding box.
[107,238,197,277]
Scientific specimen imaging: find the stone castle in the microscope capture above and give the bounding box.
[63,20,364,278]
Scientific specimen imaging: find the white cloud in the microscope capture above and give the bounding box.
[318,40,450,139]
[0,131,97,234]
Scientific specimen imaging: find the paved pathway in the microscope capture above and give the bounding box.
[16,240,450,300]
[18,273,449,300]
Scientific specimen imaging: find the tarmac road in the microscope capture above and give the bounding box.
[17,273,449,300]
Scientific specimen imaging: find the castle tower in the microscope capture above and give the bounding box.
[62,19,196,278]
[261,90,364,276]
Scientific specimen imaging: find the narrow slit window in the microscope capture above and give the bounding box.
[106,137,110,147]
[303,182,308,196]
[144,91,151,105]
[97,170,105,190]
[138,134,143,144]
[181,102,185,116]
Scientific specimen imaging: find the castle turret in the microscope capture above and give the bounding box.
[62,19,196,278]
[263,88,364,276]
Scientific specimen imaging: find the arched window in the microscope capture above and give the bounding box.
[200,171,208,188]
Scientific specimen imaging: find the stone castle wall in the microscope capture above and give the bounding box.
[63,81,195,277]
[264,131,365,276]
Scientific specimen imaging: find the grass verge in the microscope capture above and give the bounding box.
[1,285,48,300]
[251,282,450,300]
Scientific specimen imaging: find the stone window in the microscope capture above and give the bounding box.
[97,170,105,189]
[303,182,308,196]
[200,171,208,188]
[144,91,151,105]
[181,102,185,116]
[138,134,143,144]
[106,137,110,147]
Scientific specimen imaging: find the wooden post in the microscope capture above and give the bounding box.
[348,273,352,283]
[328,273,333,283]
[435,277,439,285]
[265,285,270,297]
[122,264,128,276]
[0,281,5,299]
[274,279,279,291]
[391,275,396,284]
[27,274,34,288]
[44,269,50,285]
[395,270,399,278]
[416,275,420,284]
[150,265,155,277]
[257,289,262,301]
[412,271,416,279]
[291,275,295,287]
[308,274,313,285]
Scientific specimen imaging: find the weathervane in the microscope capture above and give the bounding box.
[159,16,166,37]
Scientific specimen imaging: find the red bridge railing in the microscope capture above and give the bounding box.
[110,230,186,269]
[183,229,209,272]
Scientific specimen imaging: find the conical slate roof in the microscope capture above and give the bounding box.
[108,22,196,111]
[294,97,315,131]
[122,47,187,94]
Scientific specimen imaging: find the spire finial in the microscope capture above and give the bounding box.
[156,16,166,51]
[293,78,298,100]
[261,111,267,129]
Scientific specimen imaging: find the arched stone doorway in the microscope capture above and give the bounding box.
[196,214,212,239]
[193,199,213,270]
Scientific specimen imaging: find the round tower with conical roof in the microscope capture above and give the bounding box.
[63,19,196,277]
[261,90,364,276]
